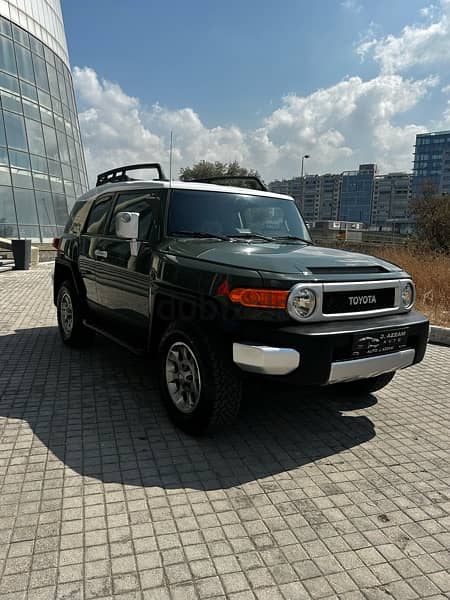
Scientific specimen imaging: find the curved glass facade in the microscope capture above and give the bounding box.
[0,7,88,242]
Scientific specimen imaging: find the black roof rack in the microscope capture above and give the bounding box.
[96,163,167,187]
[190,175,268,192]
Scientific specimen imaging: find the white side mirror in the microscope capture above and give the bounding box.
[116,212,140,256]
[116,212,139,239]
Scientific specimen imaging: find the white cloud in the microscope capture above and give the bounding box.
[357,0,450,73]
[73,67,439,185]
[420,4,441,19]
[341,0,362,12]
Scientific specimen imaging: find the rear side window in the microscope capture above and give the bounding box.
[64,200,89,235]
[108,190,161,241]
[84,195,113,235]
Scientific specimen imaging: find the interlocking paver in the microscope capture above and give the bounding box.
[0,264,449,599]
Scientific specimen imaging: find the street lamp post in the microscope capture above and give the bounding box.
[301,154,310,179]
[300,155,310,212]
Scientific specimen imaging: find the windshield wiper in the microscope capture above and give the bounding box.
[169,230,230,241]
[231,232,275,242]
[272,235,313,245]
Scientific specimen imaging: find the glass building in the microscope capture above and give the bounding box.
[339,164,376,225]
[413,130,450,197]
[0,0,88,242]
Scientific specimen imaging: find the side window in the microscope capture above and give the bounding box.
[64,199,90,235]
[84,195,113,235]
[108,190,160,240]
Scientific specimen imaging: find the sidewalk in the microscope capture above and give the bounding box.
[0,266,449,599]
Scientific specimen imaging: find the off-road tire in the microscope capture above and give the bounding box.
[332,371,395,396]
[56,280,94,348]
[158,322,242,435]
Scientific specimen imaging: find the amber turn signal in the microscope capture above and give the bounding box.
[229,288,289,309]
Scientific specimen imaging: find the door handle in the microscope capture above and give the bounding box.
[94,250,108,259]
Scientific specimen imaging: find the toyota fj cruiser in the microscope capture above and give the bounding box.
[53,163,429,434]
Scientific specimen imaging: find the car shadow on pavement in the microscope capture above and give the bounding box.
[0,326,377,491]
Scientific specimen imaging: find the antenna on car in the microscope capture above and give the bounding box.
[169,131,174,183]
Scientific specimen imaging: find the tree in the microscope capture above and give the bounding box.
[179,160,262,188]
[412,182,450,251]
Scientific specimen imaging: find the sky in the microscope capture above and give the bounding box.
[61,0,450,185]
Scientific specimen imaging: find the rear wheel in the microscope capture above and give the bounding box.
[57,280,94,347]
[158,322,242,435]
[331,371,395,396]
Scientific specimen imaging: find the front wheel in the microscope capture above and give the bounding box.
[57,280,94,348]
[331,371,395,396]
[158,322,242,435]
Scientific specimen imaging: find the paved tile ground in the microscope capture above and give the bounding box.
[0,265,449,600]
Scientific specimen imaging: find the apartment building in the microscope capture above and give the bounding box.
[371,173,413,231]
[413,130,450,196]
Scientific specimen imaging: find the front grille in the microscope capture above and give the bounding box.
[322,288,395,314]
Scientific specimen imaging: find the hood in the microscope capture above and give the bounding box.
[161,239,402,276]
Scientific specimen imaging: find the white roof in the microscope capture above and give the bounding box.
[78,179,294,203]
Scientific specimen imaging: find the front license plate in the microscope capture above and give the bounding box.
[352,328,408,358]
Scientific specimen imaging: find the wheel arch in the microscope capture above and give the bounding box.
[148,291,221,353]
[53,259,86,307]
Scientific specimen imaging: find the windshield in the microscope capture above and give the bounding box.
[167,189,311,241]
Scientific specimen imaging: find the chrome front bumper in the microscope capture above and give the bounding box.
[233,343,300,375]
[233,343,415,382]
[328,349,415,384]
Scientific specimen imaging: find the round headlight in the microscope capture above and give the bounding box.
[288,287,317,320]
[401,281,415,309]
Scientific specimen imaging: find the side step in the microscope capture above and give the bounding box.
[82,320,145,356]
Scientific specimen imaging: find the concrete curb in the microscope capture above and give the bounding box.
[429,325,450,347]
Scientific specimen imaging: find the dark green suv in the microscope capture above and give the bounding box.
[53,163,429,434]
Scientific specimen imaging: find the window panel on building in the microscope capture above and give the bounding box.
[12,23,30,48]
[11,167,33,188]
[50,175,63,194]
[56,128,68,163]
[0,16,12,37]
[4,110,28,150]
[43,44,54,67]
[20,79,38,102]
[61,163,72,179]
[40,105,54,127]
[53,192,68,225]
[15,43,35,83]
[0,185,17,222]
[0,113,6,146]
[0,164,11,186]
[32,53,49,91]
[48,159,61,177]
[1,89,23,113]
[25,117,45,155]
[42,122,58,159]
[13,187,38,223]
[29,35,44,57]
[18,224,40,240]
[35,189,55,224]
[37,90,51,113]
[22,97,40,120]
[52,97,62,117]
[46,63,59,97]
[0,70,20,94]
[40,225,57,240]
[0,34,17,75]
[32,170,50,191]
[30,153,48,173]
[57,68,68,106]
[8,148,31,169]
